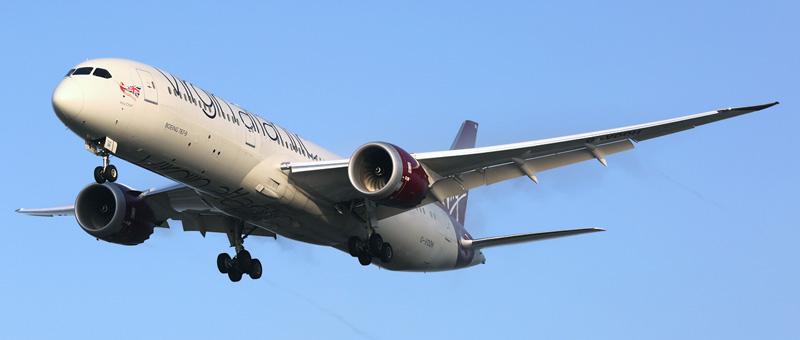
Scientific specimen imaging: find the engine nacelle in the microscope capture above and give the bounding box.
[348,142,429,208]
[74,182,156,245]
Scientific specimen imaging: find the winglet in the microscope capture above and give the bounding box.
[720,101,779,112]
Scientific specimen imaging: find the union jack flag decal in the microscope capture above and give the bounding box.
[119,82,142,99]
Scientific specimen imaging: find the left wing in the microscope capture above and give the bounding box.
[17,183,277,238]
[285,102,779,208]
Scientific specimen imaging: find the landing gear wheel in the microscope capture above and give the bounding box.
[348,236,361,257]
[248,259,263,279]
[236,250,252,269]
[358,253,372,266]
[227,269,243,282]
[218,219,264,282]
[103,164,118,182]
[368,233,384,255]
[379,242,393,263]
[94,167,106,184]
[217,253,232,273]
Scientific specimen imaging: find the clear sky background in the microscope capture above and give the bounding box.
[1,1,797,339]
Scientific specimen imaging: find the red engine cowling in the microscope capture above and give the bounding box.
[74,182,156,245]
[348,142,429,208]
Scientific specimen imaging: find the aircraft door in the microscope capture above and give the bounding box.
[245,127,256,148]
[136,69,158,104]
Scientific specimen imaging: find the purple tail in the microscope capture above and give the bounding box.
[443,120,478,225]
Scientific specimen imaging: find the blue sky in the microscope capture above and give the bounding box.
[1,1,797,339]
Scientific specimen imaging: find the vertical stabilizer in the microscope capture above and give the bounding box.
[442,121,478,225]
[450,120,479,150]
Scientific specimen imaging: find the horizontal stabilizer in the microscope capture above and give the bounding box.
[461,228,604,249]
[16,206,75,217]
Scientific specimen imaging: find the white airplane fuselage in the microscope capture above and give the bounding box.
[52,58,484,272]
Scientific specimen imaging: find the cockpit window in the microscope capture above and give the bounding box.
[65,69,75,77]
[72,67,93,76]
[93,68,112,79]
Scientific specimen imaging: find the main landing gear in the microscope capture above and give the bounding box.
[217,250,262,282]
[343,199,393,267]
[217,219,263,282]
[348,233,393,266]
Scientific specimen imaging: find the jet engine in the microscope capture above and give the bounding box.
[74,182,157,245]
[348,142,429,208]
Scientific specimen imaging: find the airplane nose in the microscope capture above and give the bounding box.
[52,78,84,119]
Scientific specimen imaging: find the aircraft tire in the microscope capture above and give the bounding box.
[379,242,393,263]
[348,237,361,257]
[368,233,383,255]
[217,253,231,273]
[94,167,106,184]
[228,269,243,282]
[236,250,252,269]
[104,165,118,182]
[358,253,372,266]
[248,259,262,280]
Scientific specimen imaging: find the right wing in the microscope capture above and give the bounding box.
[285,102,779,210]
[415,102,779,201]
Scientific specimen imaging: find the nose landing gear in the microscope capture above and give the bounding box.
[93,153,117,183]
[86,138,118,184]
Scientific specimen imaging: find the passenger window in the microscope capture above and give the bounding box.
[64,69,75,77]
[72,67,93,75]
[93,68,112,79]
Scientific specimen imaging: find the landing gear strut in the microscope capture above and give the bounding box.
[345,199,393,266]
[93,153,117,184]
[87,139,118,184]
[218,219,263,282]
[348,233,393,266]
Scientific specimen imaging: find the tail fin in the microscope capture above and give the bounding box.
[443,120,478,225]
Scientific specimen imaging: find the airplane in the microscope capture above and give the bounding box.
[17,58,778,282]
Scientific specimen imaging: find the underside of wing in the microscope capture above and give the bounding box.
[140,184,277,238]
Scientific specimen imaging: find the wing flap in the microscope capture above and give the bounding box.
[179,212,276,238]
